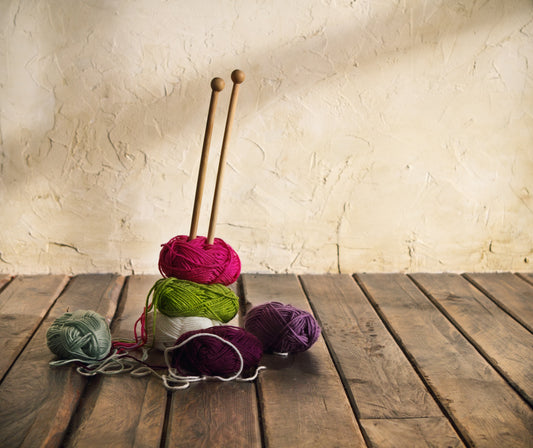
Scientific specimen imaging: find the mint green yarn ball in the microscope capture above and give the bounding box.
[46,310,112,362]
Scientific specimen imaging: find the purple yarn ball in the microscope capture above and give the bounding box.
[170,326,263,377]
[244,302,321,354]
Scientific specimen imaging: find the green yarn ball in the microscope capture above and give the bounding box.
[149,278,239,323]
[46,310,112,363]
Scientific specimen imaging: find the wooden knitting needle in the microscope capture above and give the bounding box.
[207,69,245,245]
[189,77,225,240]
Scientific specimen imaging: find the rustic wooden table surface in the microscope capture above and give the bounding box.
[0,272,532,447]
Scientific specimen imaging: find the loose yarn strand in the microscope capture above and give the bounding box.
[162,375,192,390]
[236,365,267,382]
[76,349,166,381]
[161,365,266,391]
[76,350,135,376]
[111,311,148,352]
[110,280,162,352]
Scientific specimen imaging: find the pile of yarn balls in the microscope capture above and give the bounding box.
[145,277,238,351]
[149,238,265,377]
[46,234,322,382]
[145,276,263,377]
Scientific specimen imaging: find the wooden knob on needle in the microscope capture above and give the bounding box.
[211,77,225,92]
[231,69,245,84]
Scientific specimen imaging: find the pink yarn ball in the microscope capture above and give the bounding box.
[158,235,241,286]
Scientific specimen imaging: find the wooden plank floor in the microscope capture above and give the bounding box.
[0,273,531,447]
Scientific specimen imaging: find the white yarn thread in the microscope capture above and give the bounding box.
[75,348,154,377]
[145,311,222,351]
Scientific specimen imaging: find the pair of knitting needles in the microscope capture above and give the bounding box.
[188,69,245,245]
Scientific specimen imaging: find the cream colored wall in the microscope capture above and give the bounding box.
[1,0,532,275]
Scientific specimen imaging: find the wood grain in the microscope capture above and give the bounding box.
[242,274,366,448]
[0,275,69,382]
[300,275,447,420]
[412,273,533,406]
[357,273,533,448]
[362,417,464,448]
[464,272,533,333]
[302,274,463,447]
[167,381,261,448]
[64,275,166,448]
[0,274,125,448]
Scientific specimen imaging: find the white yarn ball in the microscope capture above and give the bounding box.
[146,311,223,351]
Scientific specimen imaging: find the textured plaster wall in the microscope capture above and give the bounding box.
[1,0,532,275]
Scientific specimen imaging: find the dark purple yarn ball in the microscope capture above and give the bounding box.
[244,302,321,354]
[170,326,263,377]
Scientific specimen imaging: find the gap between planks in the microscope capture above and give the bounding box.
[301,274,465,448]
[356,273,533,448]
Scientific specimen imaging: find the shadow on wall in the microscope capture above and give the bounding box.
[0,0,529,271]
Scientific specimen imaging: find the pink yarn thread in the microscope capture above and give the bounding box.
[244,302,321,354]
[169,326,263,377]
[159,235,241,285]
[112,308,148,352]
